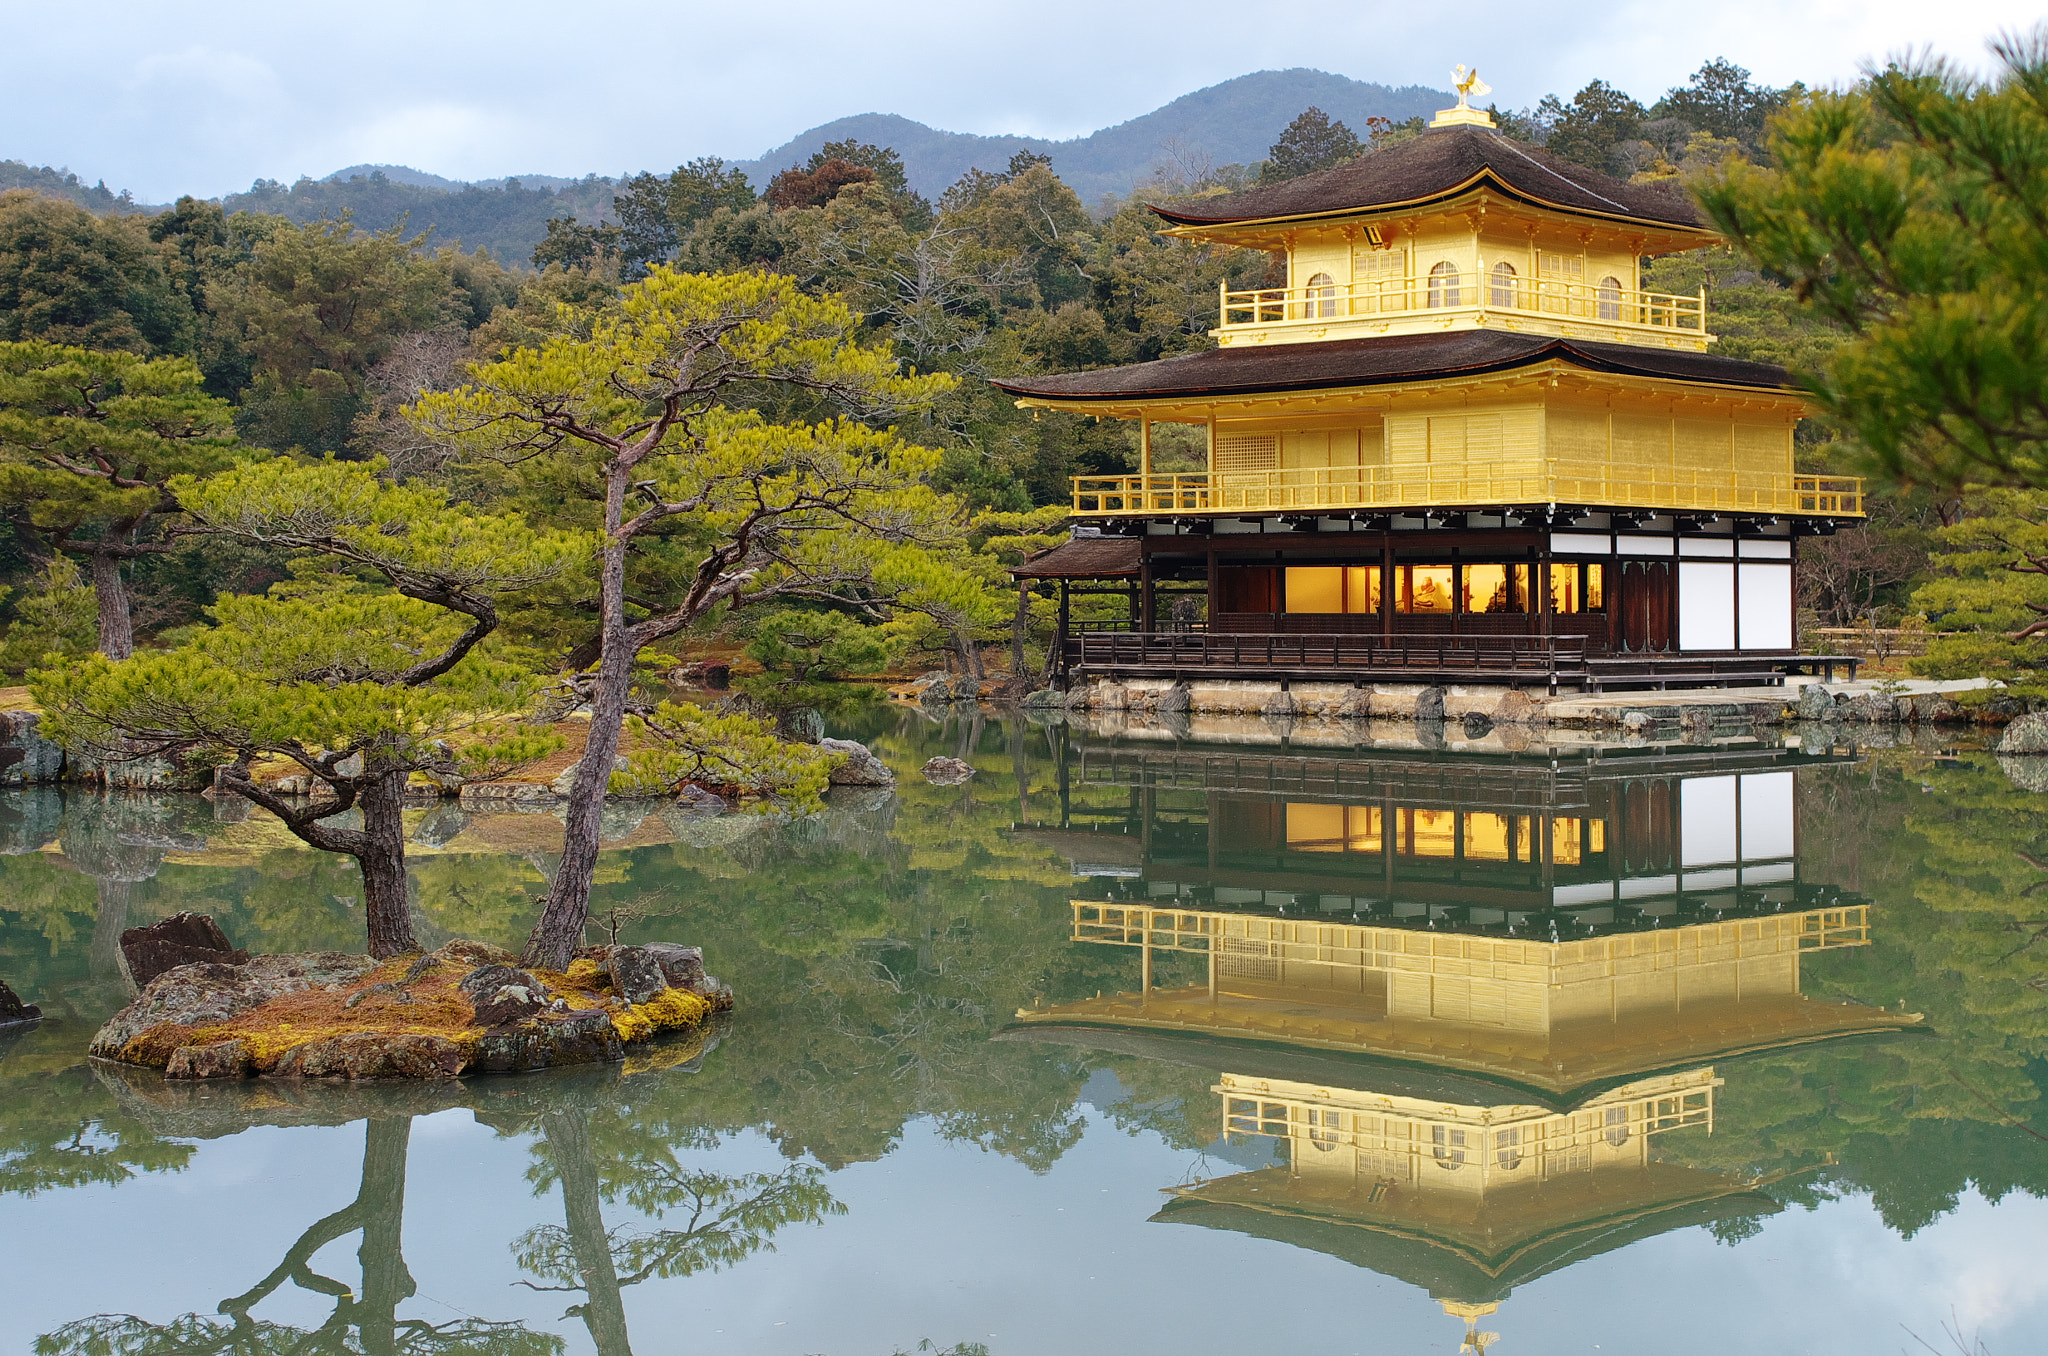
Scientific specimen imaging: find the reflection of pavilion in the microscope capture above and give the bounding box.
[1160,1068,1772,1352]
[1002,752,1921,1344]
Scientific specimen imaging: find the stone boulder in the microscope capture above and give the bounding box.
[89,951,379,1061]
[166,1039,252,1080]
[120,912,250,989]
[1995,711,2048,755]
[0,977,40,1025]
[821,737,894,786]
[921,756,976,786]
[472,1010,622,1073]
[672,784,728,815]
[459,963,550,1027]
[1795,683,1839,721]
[1022,689,1065,708]
[0,712,65,785]
[272,1032,466,1080]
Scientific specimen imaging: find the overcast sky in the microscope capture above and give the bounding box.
[6,0,2043,202]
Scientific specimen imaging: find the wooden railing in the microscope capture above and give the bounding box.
[1079,630,1586,683]
[1073,631,1851,689]
[1220,274,1706,338]
[1070,466,1865,518]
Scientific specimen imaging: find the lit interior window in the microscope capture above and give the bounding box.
[1396,565,1455,614]
[1463,563,1530,614]
[1284,566,1379,614]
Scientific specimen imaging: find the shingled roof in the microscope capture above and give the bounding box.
[1151,124,1706,231]
[992,331,1790,403]
[1009,536,1142,578]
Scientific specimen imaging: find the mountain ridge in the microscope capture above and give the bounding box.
[728,69,1451,202]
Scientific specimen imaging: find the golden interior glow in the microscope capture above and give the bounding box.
[1398,565,1455,615]
[1283,566,1380,614]
[1463,563,1530,615]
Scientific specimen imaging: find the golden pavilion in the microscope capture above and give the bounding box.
[999,91,1865,692]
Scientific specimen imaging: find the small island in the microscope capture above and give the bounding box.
[90,916,730,1080]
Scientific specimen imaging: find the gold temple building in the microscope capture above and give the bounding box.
[1000,87,1865,693]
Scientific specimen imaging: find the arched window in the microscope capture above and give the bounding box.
[1494,1128,1524,1170]
[1432,1124,1467,1169]
[1304,271,1339,318]
[1596,275,1624,321]
[1427,260,1462,308]
[1489,261,1519,308]
[1604,1104,1632,1147]
[1306,1108,1343,1151]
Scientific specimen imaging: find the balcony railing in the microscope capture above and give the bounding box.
[1070,466,1865,517]
[1219,274,1706,338]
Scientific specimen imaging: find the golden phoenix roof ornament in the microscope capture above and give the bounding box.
[1432,65,1498,129]
[1452,65,1493,110]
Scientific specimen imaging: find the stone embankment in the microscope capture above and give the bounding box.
[1030,675,2031,732]
[90,916,732,1081]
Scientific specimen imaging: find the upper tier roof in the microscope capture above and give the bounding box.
[1151,124,1707,232]
[992,331,1790,404]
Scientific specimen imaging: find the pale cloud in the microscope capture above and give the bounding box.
[3,0,2043,202]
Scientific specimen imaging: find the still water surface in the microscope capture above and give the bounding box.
[2,711,2045,1355]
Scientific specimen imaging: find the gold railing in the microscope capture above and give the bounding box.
[1070,466,1865,517]
[1220,274,1706,336]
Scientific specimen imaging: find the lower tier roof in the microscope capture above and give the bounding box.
[993,331,1791,404]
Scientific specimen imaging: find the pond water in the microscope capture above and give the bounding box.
[2,710,2046,1356]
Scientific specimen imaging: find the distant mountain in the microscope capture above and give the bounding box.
[322,164,587,194]
[729,69,1451,203]
[0,159,160,214]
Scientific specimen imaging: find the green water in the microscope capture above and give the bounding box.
[1,710,2044,1355]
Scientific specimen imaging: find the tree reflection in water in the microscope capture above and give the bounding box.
[35,1115,559,1356]
[515,1104,842,1356]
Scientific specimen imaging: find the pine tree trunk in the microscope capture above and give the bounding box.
[357,767,418,959]
[524,513,632,972]
[354,1116,418,1356]
[545,1107,635,1356]
[92,549,133,661]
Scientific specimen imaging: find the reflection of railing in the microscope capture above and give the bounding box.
[1220,275,1706,336]
[1071,467,1865,517]
[1220,1076,1715,1173]
[1070,901,1872,969]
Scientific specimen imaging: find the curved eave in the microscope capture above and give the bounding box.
[1148,166,1715,241]
[992,344,1799,411]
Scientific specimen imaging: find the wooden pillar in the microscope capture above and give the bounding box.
[1382,542,1394,640]
[1139,556,1156,631]
[1140,415,1152,484]
[1012,580,1029,686]
[1057,580,1071,685]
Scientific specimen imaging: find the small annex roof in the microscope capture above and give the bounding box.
[1151,124,1706,232]
[992,331,1791,405]
[1008,535,1142,579]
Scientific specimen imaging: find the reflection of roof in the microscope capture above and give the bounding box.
[1149,126,1707,231]
[1009,537,1142,579]
[1000,994,1926,1107]
[1154,1167,1777,1304]
[992,332,1790,404]
[1008,826,1143,869]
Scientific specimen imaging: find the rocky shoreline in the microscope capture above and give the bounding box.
[90,927,733,1081]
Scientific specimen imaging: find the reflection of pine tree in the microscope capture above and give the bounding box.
[36,1116,557,1355]
[515,1106,842,1356]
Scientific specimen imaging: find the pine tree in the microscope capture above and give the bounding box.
[1260,108,1363,184]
